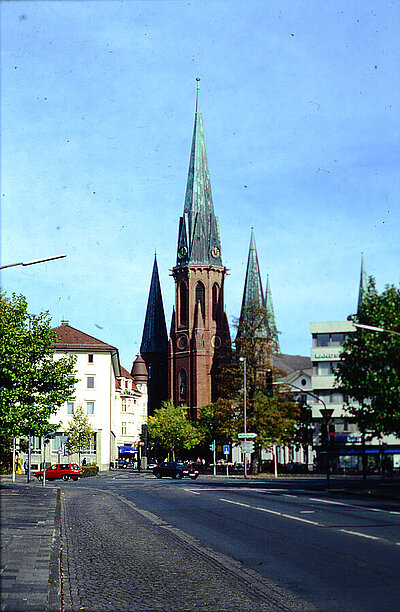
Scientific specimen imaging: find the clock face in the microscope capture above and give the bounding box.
[211,246,220,258]
[178,246,187,259]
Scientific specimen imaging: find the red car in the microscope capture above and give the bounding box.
[35,463,82,481]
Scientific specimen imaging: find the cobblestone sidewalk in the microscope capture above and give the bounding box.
[61,488,315,612]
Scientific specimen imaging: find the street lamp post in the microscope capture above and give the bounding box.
[0,254,66,270]
[239,357,247,478]
[352,323,400,337]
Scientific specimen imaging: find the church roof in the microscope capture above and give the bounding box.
[265,274,280,353]
[238,229,268,339]
[240,229,266,310]
[140,255,168,354]
[175,79,222,267]
[357,254,368,314]
[273,353,312,375]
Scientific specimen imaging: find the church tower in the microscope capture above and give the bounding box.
[139,254,168,415]
[168,80,230,417]
[236,229,271,373]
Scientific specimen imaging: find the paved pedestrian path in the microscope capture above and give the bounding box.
[0,479,60,612]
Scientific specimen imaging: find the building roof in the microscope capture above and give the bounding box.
[237,229,269,340]
[175,79,222,267]
[265,274,280,353]
[52,321,120,376]
[357,254,368,314]
[52,321,118,351]
[273,353,312,375]
[140,254,168,354]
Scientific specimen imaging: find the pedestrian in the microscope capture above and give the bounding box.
[82,457,87,466]
[24,460,28,475]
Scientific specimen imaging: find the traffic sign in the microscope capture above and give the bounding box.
[238,432,257,439]
[223,445,230,454]
[241,441,255,453]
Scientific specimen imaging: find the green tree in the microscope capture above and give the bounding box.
[0,291,77,461]
[148,401,201,461]
[211,302,299,472]
[64,404,94,464]
[335,279,400,437]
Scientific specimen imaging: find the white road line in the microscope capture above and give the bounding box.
[300,511,315,514]
[184,488,200,495]
[309,497,400,516]
[340,529,380,541]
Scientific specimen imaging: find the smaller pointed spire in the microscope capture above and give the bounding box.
[241,229,265,311]
[265,274,280,353]
[140,255,168,354]
[357,253,368,314]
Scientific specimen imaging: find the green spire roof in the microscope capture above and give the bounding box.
[265,274,280,353]
[140,255,168,354]
[357,253,368,314]
[241,229,265,310]
[176,79,222,267]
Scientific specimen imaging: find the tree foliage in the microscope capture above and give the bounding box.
[335,279,400,437]
[64,404,94,461]
[211,302,299,469]
[0,292,77,446]
[148,401,201,460]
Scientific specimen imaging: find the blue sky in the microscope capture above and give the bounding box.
[2,0,399,370]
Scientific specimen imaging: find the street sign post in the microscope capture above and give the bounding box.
[241,441,255,454]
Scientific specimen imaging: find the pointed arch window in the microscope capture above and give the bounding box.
[179,282,188,326]
[212,283,220,320]
[196,282,205,320]
[179,369,187,400]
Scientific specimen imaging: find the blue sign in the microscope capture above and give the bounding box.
[223,445,230,454]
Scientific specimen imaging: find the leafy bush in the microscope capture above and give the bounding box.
[81,464,98,478]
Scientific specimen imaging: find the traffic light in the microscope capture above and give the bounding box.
[329,424,335,447]
[320,423,328,445]
[266,369,273,397]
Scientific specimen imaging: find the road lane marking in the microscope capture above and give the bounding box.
[300,511,315,514]
[309,497,400,516]
[220,498,320,525]
[340,529,380,540]
[184,488,200,494]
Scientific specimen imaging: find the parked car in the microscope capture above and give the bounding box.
[34,463,81,481]
[152,461,199,480]
[117,458,133,469]
[146,460,158,470]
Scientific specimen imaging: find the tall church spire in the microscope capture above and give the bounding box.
[238,229,269,341]
[265,274,280,353]
[240,229,265,311]
[140,254,168,354]
[139,254,168,415]
[176,78,222,267]
[357,253,368,314]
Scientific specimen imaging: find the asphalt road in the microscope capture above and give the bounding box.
[73,473,400,612]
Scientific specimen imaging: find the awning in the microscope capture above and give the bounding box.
[118,446,138,454]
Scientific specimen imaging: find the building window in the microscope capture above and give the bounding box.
[179,282,188,326]
[316,334,329,347]
[82,432,97,453]
[179,369,187,400]
[30,436,42,451]
[195,282,205,320]
[330,333,344,347]
[87,376,95,389]
[122,400,127,412]
[87,401,95,415]
[88,354,94,363]
[67,402,74,414]
[212,283,219,320]
[121,422,127,435]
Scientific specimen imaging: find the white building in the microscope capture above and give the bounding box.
[115,361,148,462]
[311,320,400,471]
